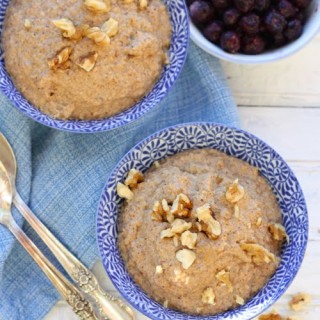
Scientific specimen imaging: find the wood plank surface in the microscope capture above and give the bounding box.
[222,35,320,108]
[46,106,320,320]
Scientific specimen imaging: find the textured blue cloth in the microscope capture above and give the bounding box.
[0,42,239,320]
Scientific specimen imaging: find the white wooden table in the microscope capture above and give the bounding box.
[46,34,320,320]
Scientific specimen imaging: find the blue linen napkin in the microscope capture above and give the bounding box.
[0,42,240,320]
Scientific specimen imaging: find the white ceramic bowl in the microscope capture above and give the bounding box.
[190,0,320,64]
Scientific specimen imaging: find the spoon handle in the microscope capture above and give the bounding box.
[14,192,135,320]
[6,217,99,320]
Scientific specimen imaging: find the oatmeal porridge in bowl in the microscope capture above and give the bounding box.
[97,123,308,319]
[0,0,189,132]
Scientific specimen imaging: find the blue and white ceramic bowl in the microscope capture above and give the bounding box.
[0,0,189,133]
[97,122,308,320]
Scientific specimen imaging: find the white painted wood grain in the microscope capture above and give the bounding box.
[222,35,320,107]
[45,106,320,320]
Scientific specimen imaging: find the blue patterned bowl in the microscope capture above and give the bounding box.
[96,122,308,320]
[0,0,189,133]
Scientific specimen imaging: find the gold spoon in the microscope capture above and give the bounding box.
[0,132,135,320]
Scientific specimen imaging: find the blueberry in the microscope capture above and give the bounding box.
[254,0,271,12]
[264,11,287,33]
[211,0,230,9]
[189,1,215,25]
[292,0,311,8]
[220,31,241,53]
[223,8,241,26]
[277,0,297,18]
[233,0,255,13]
[242,35,266,54]
[284,19,303,41]
[203,21,224,43]
[239,14,260,34]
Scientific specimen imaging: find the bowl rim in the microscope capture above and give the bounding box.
[190,1,320,64]
[0,0,190,133]
[96,121,309,320]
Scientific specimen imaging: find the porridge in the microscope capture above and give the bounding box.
[2,0,171,120]
[118,149,287,315]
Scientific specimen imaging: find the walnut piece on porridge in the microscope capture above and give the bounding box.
[152,199,172,222]
[202,288,216,305]
[180,230,197,249]
[47,46,73,71]
[125,169,144,189]
[269,223,289,242]
[86,27,110,46]
[258,312,283,320]
[240,243,275,265]
[101,18,119,37]
[176,249,196,269]
[171,219,192,234]
[116,182,134,200]
[289,293,311,311]
[226,179,245,203]
[24,19,31,30]
[196,204,221,240]
[235,295,245,305]
[216,270,233,292]
[256,217,262,227]
[84,0,111,13]
[77,52,98,72]
[69,24,90,41]
[155,265,163,274]
[139,0,149,9]
[52,18,76,38]
[171,193,192,218]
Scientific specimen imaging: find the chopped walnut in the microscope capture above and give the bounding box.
[258,314,282,320]
[216,176,223,185]
[163,300,168,308]
[155,265,163,274]
[256,217,262,227]
[86,27,110,46]
[196,204,221,240]
[289,293,311,311]
[48,47,73,71]
[173,268,189,284]
[151,199,172,222]
[216,270,233,292]
[139,0,148,8]
[152,201,164,222]
[77,52,98,72]
[202,288,215,305]
[101,18,119,37]
[171,193,192,218]
[84,0,111,13]
[235,295,245,305]
[171,219,192,234]
[180,231,197,249]
[24,19,31,30]
[52,19,76,38]
[176,249,196,269]
[173,235,179,247]
[160,228,175,239]
[70,24,90,41]
[226,179,245,203]
[116,182,133,200]
[125,169,144,188]
[234,204,240,218]
[240,243,275,265]
[269,223,289,242]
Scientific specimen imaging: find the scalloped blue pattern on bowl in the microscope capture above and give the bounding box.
[0,0,189,133]
[96,122,308,320]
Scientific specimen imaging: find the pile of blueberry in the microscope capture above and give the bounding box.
[188,0,311,54]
